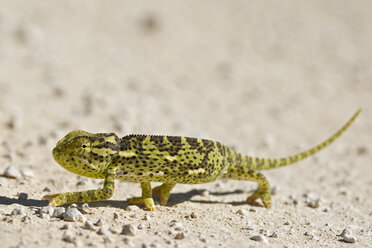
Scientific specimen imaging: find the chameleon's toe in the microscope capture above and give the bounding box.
[143,198,156,211]
[128,197,156,211]
[42,193,61,207]
[247,192,272,208]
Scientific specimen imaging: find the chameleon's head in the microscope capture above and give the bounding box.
[53,130,120,178]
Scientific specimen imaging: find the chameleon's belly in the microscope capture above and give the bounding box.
[114,135,230,184]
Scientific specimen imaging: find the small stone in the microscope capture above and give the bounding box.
[40,206,55,217]
[304,230,319,241]
[61,223,70,230]
[43,187,51,192]
[53,207,66,218]
[138,223,145,229]
[236,209,248,216]
[40,213,50,220]
[21,169,35,178]
[69,203,78,208]
[305,193,321,208]
[143,214,151,220]
[339,228,357,243]
[170,221,183,230]
[245,226,256,231]
[97,226,110,236]
[270,231,279,238]
[3,165,22,179]
[11,206,25,215]
[63,208,85,222]
[200,190,209,197]
[109,227,121,234]
[123,237,134,246]
[83,220,96,231]
[22,215,31,223]
[174,232,185,240]
[95,218,103,226]
[18,192,28,201]
[190,212,197,218]
[113,212,119,220]
[250,234,268,243]
[122,224,137,236]
[81,203,89,209]
[126,205,140,211]
[62,231,75,243]
[357,146,368,155]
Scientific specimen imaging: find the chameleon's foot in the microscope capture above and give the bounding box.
[151,183,176,206]
[247,192,272,208]
[152,186,169,206]
[42,193,62,207]
[128,197,156,211]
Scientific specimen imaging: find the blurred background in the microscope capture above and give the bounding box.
[0,0,370,156]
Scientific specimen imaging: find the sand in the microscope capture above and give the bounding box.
[0,1,371,247]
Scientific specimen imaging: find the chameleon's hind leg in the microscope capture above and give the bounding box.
[244,170,272,208]
[128,182,155,211]
[152,183,176,206]
[43,170,115,207]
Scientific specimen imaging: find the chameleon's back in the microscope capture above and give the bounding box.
[114,135,231,184]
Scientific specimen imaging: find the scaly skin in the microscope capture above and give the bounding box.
[43,109,361,210]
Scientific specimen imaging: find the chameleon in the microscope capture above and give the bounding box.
[43,109,361,211]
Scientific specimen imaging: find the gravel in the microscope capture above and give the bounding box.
[339,228,357,243]
[63,208,86,222]
[122,224,137,236]
[39,206,55,217]
[3,165,22,179]
[11,206,25,215]
[17,192,28,201]
[97,226,110,236]
[52,207,66,218]
[250,234,269,243]
[83,220,97,231]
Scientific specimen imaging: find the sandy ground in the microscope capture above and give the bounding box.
[0,1,371,247]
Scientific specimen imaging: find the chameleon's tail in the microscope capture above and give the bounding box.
[238,109,361,171]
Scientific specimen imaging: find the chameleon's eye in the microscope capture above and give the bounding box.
[82,145,87,149]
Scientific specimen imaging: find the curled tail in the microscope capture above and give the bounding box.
[235,109,361,171]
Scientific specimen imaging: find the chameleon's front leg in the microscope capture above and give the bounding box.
[128,182,156,211]
[43,171,115,207]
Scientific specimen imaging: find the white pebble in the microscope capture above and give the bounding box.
[126,205,140,211]
[3,165,22,179]
[122,224,137,236]
[83,220,96,231]
[170,221,183,230]
[250,234,268,243]
[11,206,25,215]
[53,207,66,218]
[305,193,321,208]
[40,206,55,217]
[62,231,75,243]
[21,169,35,178]
[339,228,357,243]
[97,226,110,236]
[270,231,279,238]
[143,214,151,220]
[138,223,145,229]
[190,212,197,218]
[109,227,121,234]
[63,208,85,222]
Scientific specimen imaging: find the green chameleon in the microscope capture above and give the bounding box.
[43,109,361,211]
